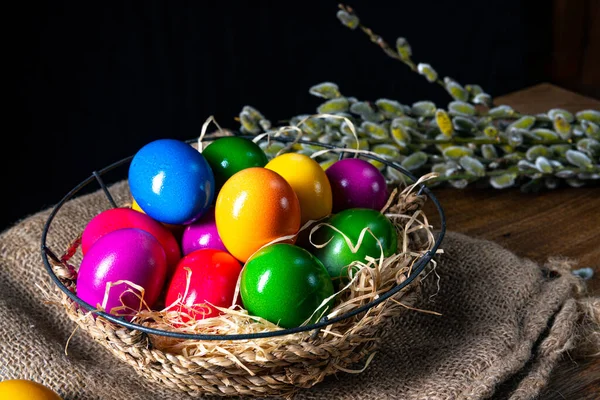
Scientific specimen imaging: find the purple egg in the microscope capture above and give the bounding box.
[325,158,388,213]
[76,228,167,319]
[181,207,227,255]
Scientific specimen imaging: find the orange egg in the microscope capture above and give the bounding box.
[265,153,333,225]
[215,167,301,262]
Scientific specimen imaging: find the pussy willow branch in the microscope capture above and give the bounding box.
[337,3,527,114]
[428,165,600,183]
[337,4,443,88]
[233,5,599,192]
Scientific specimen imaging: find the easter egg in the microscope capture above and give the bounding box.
[181,207,227,255]
[265,152,333,225]
[201,136,268,192]
[311,208,398,282]
[131,197,185,240]
[240,243,334,328]
[131,197,143,213]
[164,249,243,320]
[128,138,215,225]
[0,380,62,400]
[215,167,301,262]
[76,228,167,317]
[80,207,181,277]
[325,158,388,212]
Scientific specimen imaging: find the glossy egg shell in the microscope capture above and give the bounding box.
[80,207,181,277]
[325,158,388,213]
[265,152,333,225]
[311,208,398,282]
[181,207,227,255]
[240,243,335,328]
[0,380,62,400]
[128,138,215,225]
[201,136,268,193]
[131,197,185,241]
[76,228,167,317]
[215,167,301,262]
[164,249,243,320]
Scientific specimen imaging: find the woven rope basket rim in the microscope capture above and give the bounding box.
[41,135,446,398]
[54,276,423,397]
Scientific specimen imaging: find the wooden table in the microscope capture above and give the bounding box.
[422,83,600,400]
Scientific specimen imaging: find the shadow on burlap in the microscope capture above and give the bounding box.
[0,181,598,400]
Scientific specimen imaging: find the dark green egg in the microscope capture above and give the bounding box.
[202,136,269,192]
[311,208,398,282]
[240,243,334,328]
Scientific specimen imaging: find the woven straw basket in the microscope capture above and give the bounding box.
[42,136,444,399]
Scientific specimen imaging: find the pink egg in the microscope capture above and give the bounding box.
[76,228,167,319]
[81,207,181,277]
[181,207,227,255]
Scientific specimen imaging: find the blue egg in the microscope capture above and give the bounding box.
[128,138,215,225]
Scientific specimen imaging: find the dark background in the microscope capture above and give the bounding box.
[6,0,599,232]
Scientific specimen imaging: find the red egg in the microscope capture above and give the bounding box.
[81,207,182,276]
[164,249,243,320]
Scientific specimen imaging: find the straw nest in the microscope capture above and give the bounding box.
[48,129,441,398]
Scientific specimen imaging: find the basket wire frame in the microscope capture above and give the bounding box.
[41,134,446,341]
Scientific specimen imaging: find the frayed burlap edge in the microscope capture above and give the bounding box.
[508,258,599,400]
[457,257,600,400]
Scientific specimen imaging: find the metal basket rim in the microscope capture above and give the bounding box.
[41,133,446,341]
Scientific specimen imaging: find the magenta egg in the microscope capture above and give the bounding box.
[325,158,388,212]
[76,228,167,319]
[80,207,181,277]
[181,207,227,255]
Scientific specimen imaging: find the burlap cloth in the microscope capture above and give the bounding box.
[1,180,598,400]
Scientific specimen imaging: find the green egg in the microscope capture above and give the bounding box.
[240,243,335,328]
[202,136,269,192]
[311,208,398,282]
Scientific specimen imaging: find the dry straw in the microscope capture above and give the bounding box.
[48,116,443,398]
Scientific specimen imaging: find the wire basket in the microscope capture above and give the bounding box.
[41,134,446,398]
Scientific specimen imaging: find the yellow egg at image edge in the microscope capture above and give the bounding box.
[0,379,62,400]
